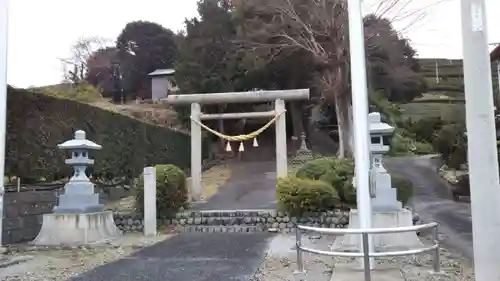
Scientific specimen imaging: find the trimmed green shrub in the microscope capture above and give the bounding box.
[391,173,414,205]
[6,87,208,181]
[135,164,188,218]
[295,157,356,204]
[276,176,340,216]
[296,157,415,207]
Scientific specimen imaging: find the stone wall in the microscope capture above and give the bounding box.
[2,190,58,244]
[113,210,350,233]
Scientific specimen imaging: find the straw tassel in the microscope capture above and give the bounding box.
[225,141,232,152]
[253,137,259,147]
[238,141,245,152]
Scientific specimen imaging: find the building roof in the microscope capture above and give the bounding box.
[491,45,500,61]
[148,69,175,77]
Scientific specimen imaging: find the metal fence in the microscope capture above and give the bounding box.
[295,222,440,281]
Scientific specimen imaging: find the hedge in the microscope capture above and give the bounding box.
[6,87,205,181]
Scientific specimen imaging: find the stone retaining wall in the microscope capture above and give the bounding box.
[2,191,57,244]
[113,210,350,233]
[2,188,132,245]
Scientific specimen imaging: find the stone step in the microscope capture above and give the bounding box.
[176,225,265,233]
[176,216,270,226]
[175,210,278,218]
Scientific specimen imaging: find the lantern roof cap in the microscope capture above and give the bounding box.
[58,130,102,150]
[369,112,394,134]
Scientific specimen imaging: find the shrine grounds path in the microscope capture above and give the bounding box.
[71,159,279,281]
[192,160,278,210]
[69,233,273,281]
[385,155,474,261]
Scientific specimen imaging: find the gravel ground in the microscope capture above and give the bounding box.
[250,234,475,281]
[398,243,475,281]
[251,233,335,281]
[0,233,173,281]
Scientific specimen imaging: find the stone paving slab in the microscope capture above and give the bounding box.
[70,232,274,281]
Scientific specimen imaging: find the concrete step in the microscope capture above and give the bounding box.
[176,225,265,233]
[176,216,264,226]
[173,210,288,233]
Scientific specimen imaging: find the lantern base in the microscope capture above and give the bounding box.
[32,211,122,246]
[54,181,104,213]
[331,209,423,252]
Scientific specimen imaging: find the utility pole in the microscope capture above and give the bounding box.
[460,0,500,280]
[347,0,373,269]
[0,0,8,247]
[435,61,440,84]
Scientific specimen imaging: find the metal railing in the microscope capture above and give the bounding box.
[295,222,440,281]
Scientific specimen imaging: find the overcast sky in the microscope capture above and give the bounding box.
[6,0,500,88]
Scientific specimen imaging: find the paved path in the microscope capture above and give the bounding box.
[70,233,273,281]
[193,161,277,210]
[385,156,473,260]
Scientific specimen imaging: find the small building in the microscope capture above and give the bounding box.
[148,69,179,101]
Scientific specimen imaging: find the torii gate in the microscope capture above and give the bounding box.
[164,89,310,201]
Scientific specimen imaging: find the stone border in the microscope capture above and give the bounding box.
[113,210,350,233]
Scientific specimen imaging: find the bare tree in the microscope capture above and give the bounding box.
[234,0,435,158]
[60,36,112,84]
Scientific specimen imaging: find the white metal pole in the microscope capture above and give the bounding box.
[460,0,500,280]
[0,0,9,247]
[347,0,373,269]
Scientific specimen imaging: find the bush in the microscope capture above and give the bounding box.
[391,174,414,205]
[295,157,415,207]
[135,164,188,218]
[432,124,467,169]
[407,117,445,143]
[454,174,470,197]
[41,82,103,103]
[276,176,340,216]
[6,87,208,181]
[295,157,356,204]
[389,132,434,155]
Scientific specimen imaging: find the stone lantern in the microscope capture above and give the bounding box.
[332,112,422,254]
[33,130,122,246]
[289,132,313,164]
[54,130,104,213]
[369,112,394,157]
[368,112,401,212]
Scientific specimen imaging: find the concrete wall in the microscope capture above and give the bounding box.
[2,190,58,245]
